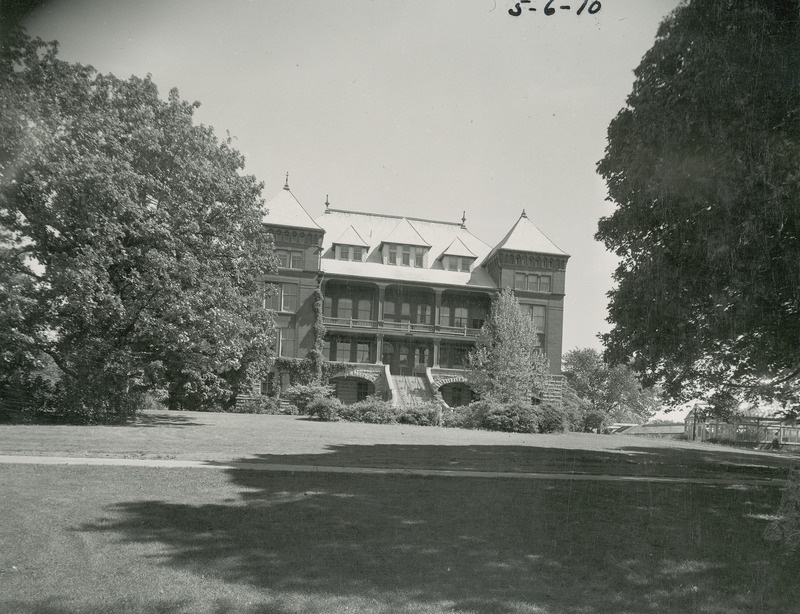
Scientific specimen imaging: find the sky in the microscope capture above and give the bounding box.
[21,0,682,353]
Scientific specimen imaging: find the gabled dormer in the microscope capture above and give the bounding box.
[440,236,477,272]
[380,218,431,267]
[332,225,369,262]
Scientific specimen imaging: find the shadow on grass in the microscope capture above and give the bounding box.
[75,443,800,614]
[232,440,798,481]
[130,413,204,428]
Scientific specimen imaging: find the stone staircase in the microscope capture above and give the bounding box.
[391,375,436,408]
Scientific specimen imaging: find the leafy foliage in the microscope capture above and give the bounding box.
[282,383,334,414]
[0,30,276,420]
[337,396,397,424]
[467,398,539,434]
[467,288,549,404]
[597,1,800,408]
[562,348,660,428]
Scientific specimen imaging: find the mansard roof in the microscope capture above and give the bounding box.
[491,210,567,256]
[261,186,322,231]
[332,225,369,247]
[315,208,496,288]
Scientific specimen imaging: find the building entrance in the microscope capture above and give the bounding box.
[382,340,433,376]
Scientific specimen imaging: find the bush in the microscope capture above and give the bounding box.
[337,396,397,424]
[537,402,567,433]
[398,402,442,426]
[469,398,539,433]
[283,383,334,414]
[306,396,342,421]
[230,396,281,414]
[440,404,476,429]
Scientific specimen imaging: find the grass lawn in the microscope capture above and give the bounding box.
[1,411,798,613]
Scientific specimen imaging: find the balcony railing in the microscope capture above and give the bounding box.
[322,316,481,337]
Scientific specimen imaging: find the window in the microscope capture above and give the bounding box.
[357,298,372,321]
[453,307,468,328]
[323,295,333,317]
[531,305,545,334]
[521,304,546,348]
[323,339,332,360]
[460,257,472,272]
[382,342,394,364]
[338,297,353,320]
[336,340,351,362]
[448,257,458,271]
[402,247,411,266]
[356,342,370,363]
[353,247,363,262]
[415,251,424,268]
[337,245,349,260]
[290,250,304,269]
[400,301,411,319]
[281,284,297,312]
[279,328,295,358]
[539,275,551,293]
[276,250,288,268]
[416,304,432,324]
[384,299,396,318]
[515,272,527,291]
[389,246,397,264]
[440,305,451,326]
[266,283,297,313]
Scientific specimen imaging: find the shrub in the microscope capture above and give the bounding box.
[337,396,397,424]
[537,402,567,433]
[231,396,281,414]
[440,404,476,429]
[306,396,342,421]
[283,383,334,414]
[398,402,442,426]
[469,398,539,433]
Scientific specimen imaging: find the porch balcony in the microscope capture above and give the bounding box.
[322,316,481,338]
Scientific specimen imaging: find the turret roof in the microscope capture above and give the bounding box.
[261,186,322,231]
[491,210,567,256]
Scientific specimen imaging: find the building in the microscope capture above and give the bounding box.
[260,178,569,408]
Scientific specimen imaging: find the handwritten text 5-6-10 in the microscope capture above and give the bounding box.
[508,0,601,17]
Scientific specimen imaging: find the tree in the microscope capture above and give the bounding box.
[596,1,800,410]
[467,288,549,404]
[0,30,276,421]
[562,348,661,429]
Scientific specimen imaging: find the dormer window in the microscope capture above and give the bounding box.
[443,255,474,272]
[383,243,428,267]
[335,245,366,262]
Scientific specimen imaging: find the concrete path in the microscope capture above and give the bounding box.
[0,455,786,486]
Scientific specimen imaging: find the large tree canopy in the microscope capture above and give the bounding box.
[0,30,276,420]
[596,0,800,410]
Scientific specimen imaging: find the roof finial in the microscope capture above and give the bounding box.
[521,209,527,219]
[461,211,467,228]
[283,172,290,190]
[324,194,330,213]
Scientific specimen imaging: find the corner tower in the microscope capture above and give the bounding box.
[483,210,569,373]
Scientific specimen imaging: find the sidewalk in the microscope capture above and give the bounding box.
[0,454,786,486]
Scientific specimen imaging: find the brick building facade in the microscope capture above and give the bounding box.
[261,180,569,408]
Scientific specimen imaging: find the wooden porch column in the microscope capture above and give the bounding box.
[376,334,384,365]
[377,284,387,322]
[433,338,441,368]
[434,289,443,327]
